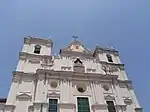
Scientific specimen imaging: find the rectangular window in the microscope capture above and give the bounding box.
[77,97,90,112]
[106,101,116,112]
[48,99,58,112]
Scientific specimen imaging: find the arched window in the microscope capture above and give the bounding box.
[34,45,41,54]
[106,54,113,62]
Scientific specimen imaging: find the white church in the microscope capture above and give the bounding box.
[1,36,142,112]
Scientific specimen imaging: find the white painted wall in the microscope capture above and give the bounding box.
[0,104,5,112]
[5,38,142,112]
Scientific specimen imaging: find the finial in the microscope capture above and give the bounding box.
[72,36,79,41]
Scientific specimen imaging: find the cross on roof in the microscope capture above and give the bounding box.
[72,36,79,40]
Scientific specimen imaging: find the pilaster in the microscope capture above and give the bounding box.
[6,72,21,105]
[90,81,96,104]
[60,77,70,103]
[127,84,141,109]
[35,74,46,102]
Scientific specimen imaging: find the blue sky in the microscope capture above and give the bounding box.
[0,0,149,111]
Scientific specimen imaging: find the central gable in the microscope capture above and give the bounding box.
[59,39,93,57]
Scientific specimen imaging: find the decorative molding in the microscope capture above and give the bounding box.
[36,69,118,82]
[101,64,119,74]
[100,61,125,71]
[47,91,60,98]
[19,52,53,64]
[104,94,115,101]
[28,105,34,112]
[123,97,132,105]
[118,80,133,89]
[16,92,32,100]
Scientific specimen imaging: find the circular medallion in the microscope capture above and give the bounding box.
[103,84,110,91]
[51,81,58,88]
[76,84,87,93]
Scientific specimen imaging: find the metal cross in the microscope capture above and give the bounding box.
[72,36,79,40]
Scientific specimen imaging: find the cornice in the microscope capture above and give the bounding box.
[94,46,119,56]
[19,52,52,60]
[100,61,125,70]
[19,52,54,66]
[24,36,53,47]
[36,69,118,82]
[12,71,35,82]
[118,80,133,89]
[60,50,94,59]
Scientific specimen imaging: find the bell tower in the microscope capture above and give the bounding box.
[16,36,53,72]
[23,36,53,55]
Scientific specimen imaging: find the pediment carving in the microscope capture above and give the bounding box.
[123,97,132,105]
[104,95,115,101]
[16,92,32,99]
[47,91,60,98]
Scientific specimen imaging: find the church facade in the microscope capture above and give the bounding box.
[4,37,142,112]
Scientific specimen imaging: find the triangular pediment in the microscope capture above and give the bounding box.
[60,39,93,56]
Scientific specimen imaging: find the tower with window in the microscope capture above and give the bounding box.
[4,36,142,112]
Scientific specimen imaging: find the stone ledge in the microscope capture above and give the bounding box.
[33,102,48,105]
[58,103,76,108]
[115,104,127,108]
[91,104,107,110]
